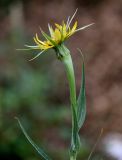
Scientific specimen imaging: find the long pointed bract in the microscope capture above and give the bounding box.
[67,9,78,29]
[66,16,70,30]
[25,44,40,49]
[29,50,45,61]
[75,23,94,32]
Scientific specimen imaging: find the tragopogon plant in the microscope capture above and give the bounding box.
[16,9,94,160]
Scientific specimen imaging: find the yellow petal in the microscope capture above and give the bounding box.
[54,28,61,42]
[67,21,77,38]
[71,21,77,33]
[34,37,48,50]
[61,22,67,40]
[55,23,62,30]
[33,37,41,46]
[35,33,46,45]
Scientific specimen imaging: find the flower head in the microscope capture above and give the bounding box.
[23,9,94,61]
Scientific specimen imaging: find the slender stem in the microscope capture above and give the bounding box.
[62,53,77,107]
[62,52,77,160]
[70,154,77,160]
[56,44,78,160]
[56,44,77,107]
[57,45,78,160]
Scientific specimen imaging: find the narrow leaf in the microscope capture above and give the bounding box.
[87,128,103,160]
[71,106,79,152]
[15,117,52,160]
[77,49,86,131]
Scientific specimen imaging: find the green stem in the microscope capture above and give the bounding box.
[62,52,77,107]
[56,44,76,106]
[56,44,78,160]
[62,52,77,160]
[70,154,77,160]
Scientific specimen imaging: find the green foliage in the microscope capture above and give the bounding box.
[16,118,52,160]
[77,59,86,131]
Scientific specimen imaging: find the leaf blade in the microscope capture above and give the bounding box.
[15,117,52,160]
[77,51,86,131]
[70,106,80,155]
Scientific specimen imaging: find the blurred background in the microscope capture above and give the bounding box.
[0,0,122,159]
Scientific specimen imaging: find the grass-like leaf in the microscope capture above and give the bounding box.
[72,107,79,149]
[15,117,52,160]
[87,128,103,160]
[70,106,80,157]
[77,49,86,131]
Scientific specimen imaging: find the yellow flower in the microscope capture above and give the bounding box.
[24,9,94,61]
